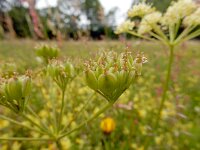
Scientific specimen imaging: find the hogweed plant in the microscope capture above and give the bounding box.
[115,0,200,138]
[0,46,146,149]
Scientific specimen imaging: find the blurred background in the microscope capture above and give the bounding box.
[2,0,197,41]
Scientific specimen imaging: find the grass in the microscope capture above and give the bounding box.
[0,39,200,149]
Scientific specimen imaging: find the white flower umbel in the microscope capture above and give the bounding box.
[138,12,162,35]
[162,0,197,26]
[115,0,200,148]
[183,8,200,26]
[128,3,155,18]
[115,20,135,34]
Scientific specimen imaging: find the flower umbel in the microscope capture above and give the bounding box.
[84,51,146,103]
[47,59,75,91]
[115,20,135,34]
[0,74,32,113]
[128,3,155,18]
[35,44,59,64]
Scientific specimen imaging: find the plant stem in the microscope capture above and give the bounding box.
[58,102,113,140]
[27,106,49,132]
[154,44,174,129]
[0,137,52,141]
[56,140,63,150]
[58,90,65,132]
[61,92,95,133]
[144,44,174,149]
[0,114,45,135]
[21,113,53,137]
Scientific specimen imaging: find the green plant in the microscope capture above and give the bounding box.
[0,48,145,149]
[115,0,200,147]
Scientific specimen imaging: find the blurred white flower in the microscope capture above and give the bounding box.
[183,8,200,26]
[128,3,155,18]
[115,20,135,34]
[138,12,162,35]
[162,0,197,25]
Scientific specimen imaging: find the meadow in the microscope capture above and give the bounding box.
[0,39,200,150]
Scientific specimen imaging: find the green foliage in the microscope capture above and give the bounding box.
[0,25,4,39]
[9,7,31,38]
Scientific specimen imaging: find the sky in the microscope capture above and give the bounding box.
[35,0,133,25]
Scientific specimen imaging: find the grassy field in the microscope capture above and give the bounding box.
[0,40,200,149]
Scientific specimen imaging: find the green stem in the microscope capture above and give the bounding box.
[58,102,113,140]
[58,90,65,132]
[61,92,95,133]
[0,137,53,141]
[144,44,174,149]
[27,106,49,132]
[0,114,45,135]
[154,44,174,129]
[56,140,63,150]
[21,113,52,137]
[127,31,156,41]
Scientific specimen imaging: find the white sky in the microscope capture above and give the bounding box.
[36,0,133,25]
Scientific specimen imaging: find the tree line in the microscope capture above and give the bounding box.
[0,0,174,40]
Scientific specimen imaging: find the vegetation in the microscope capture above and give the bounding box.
[0,40,200,149]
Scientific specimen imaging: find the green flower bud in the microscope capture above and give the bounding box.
[47,59,75,91]
[85,70,98,91]
[84,50,146,103]
[35,44,59,64]
[0,75,32,113]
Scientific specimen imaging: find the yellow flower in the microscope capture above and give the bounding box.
[100,117,115,134]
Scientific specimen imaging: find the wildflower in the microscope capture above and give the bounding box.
[0,74,32,113]
[183,8,200,26]
[84,51,146,103]
[128,3,155,18]
[100,117,115,134]
[115,20,135,34]
[162,0,197,25]
[35,44,59,64]
[47,59,75,91]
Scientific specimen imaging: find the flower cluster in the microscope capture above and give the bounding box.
[35,44,59,64]
[47,59,75,91]
[138,12,162,34]
[183,8,200,26]
[0,74,32,113]
[115,20,135,34]
[116,0,200,37]
[128,3,155,18]
[84,51,147,103]
[162,0,197,25]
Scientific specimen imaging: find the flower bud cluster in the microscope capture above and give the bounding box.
[128,3,155,18]
[0,74,32,113]
[183,8,200,26]
[161,0,197,26]
[47,59,75,91]
[84,51,147,103]
[116,0,199,37]
[115,20,135,34]
[138,12,162,34]
[35,44,59,64]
